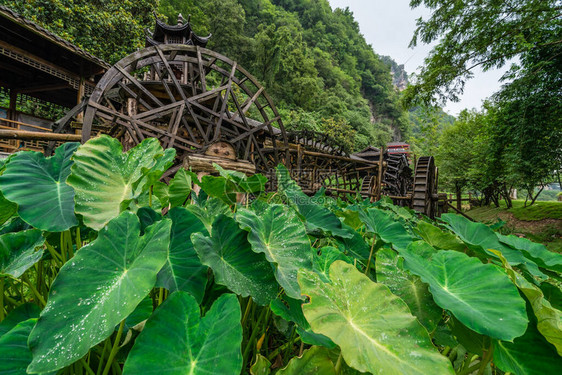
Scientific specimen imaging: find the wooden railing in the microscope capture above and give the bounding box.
[0,117,54,153]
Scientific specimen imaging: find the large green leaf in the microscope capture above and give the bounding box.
[270,295,336,348]
[440,214,543,276]
[0,143,79,231]
[415,221,467,253]
[313,246,352,283]
[67,135,175,230]
[400,243,528,341]
[0,318,42,375]
[186,197,232,233]
[192,215,278,305]
[276,165,351,238]
[156,207,208,303]
[298,261,454,375]
[236,204,312,299]
[0,303,40,338]
[333,224,371,260]
[493,305,562,375]
[198,175,238,204]
[498,233,562,274]
[123,292,242,375]
[0,229,45,278]
[359,208,414,251]
[168,169,191,207]
[277,346,336,375]
[27,212,171,373]
[376,248,442,333]
[490,249,562,355]
[0,190,17,226]
[215,164,268,194]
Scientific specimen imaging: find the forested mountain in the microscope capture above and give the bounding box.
[161,0,413,150]
[3,0,411,151]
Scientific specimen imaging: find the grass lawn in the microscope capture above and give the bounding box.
[467,200,562,253]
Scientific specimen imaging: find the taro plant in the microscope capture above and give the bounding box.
[0,135,561,375]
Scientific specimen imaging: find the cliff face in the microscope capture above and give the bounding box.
[381,55,409,91]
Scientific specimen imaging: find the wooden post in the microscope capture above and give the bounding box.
[376,146,384,201]
[75,77,85,123]
[456,185,462,211]
[7,89,17,121]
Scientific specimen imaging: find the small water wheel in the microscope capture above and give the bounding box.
[383,153,412,203]
[412,156,438,218]
[81,44,288,175]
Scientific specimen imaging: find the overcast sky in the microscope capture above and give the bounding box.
[328,0,508,116]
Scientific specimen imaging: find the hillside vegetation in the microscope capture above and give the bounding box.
[4,0,411,150]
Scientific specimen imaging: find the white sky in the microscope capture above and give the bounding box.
[328,0,508,116]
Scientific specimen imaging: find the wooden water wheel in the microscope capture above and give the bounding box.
[412,156,438,218]
[382,153,412,202]
[283,131,364,196]
[81,44,288,175]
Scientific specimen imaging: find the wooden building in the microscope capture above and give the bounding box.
[0,5,108,155]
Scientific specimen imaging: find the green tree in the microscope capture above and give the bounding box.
[2,0,158,64]
[405,0,562,105]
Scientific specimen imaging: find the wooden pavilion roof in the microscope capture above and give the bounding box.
[0,5,109,108]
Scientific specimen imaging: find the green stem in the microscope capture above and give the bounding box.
[64,230,74,259]
[267,338,301,361]
[283,326,297,364]
[96,339,111,375]
[335,352,343,375]
[59,232,67,264]
[149,185,153,207]
[364,236,376,279]
[22,274,46,307]
[101,320,125,375]
[45,242,62,266]
[241,298,252,327]
[0,277,4,321]
[457,362,481,375]
[242,307,268,370]
[477,345,494,375]
[79,358,95,375]
[76,227,82,251]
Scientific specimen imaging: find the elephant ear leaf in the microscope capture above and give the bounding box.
[236,204,313,300]
[156,207,208,303]
[67,135,173,230]
[27,212,171,373]
[298,261,454,375]
[276,165,351,238]
[192,215,278,305]
[0,229,45,278]
[400,244,528,341]
[123,292,242,375]
[376,248,442,333]
[277,346,336,375]
[0,318,43,375]
[359,208,414,251]
[0,142,79,231]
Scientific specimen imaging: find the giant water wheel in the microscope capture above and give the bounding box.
[76,15,288,177]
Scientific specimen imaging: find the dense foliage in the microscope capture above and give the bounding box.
[1,137,561,374]
[405,0,561,206]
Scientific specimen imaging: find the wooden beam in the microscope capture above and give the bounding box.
[0,129,81,141]
[183,154,256,175]
[18,83,70,94]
